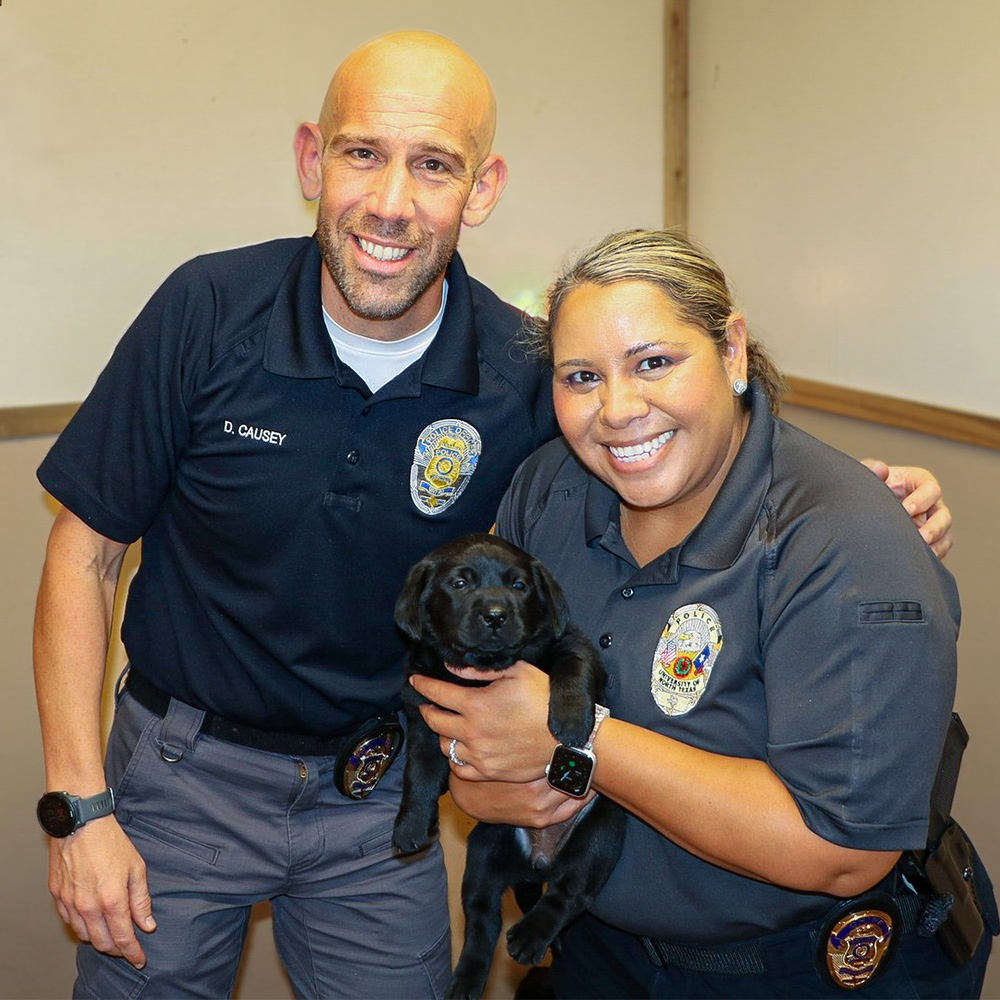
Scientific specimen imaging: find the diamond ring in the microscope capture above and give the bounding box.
[448,738,467,767]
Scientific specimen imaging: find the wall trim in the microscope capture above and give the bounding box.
[784,377,1000,451]
[664,0,689,231]
[0,403,78,440]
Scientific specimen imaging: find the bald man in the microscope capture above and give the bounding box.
[33,31,554,998]
[34,29,953,1000]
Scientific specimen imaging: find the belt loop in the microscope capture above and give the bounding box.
[157,696,206,762]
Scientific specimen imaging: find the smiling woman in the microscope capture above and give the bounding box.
[432,230,996,997]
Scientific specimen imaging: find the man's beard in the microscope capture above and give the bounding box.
[316,211,459,322]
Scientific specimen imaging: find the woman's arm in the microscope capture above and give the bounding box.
[412,666,898,897]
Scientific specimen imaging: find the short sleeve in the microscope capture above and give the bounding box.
[37,261,210,542]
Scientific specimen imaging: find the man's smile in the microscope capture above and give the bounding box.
[355,236,413,262]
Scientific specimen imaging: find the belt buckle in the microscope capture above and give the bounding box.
[334,716,404,800]
[815,891,901,990]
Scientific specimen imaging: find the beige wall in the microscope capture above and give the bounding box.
[0,0,663,410]
[687,0,1000,420]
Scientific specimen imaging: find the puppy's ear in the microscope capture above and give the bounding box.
[394,560,432,640]
[531,560,572,636]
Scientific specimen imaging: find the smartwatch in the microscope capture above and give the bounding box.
[546,705,609,798]
[36,788,116,838]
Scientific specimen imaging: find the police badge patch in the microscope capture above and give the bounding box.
[651,604,723,717]
[410,419,482,516]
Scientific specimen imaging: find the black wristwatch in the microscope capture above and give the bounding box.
[546,705,609,798]
[36,788,116,838]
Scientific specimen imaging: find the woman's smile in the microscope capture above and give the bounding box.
[607,429,676,465]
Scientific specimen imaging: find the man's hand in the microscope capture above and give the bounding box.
[48,817,155,969]
[861,460,953,558]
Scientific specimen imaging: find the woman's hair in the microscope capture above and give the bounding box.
[525,229,786,413]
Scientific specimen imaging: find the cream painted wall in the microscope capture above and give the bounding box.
[687,0,1000,420]
[0,0,663,409]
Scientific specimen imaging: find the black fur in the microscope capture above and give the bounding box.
[393,533,625,999]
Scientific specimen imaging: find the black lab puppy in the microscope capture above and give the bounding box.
[393,533,625,999]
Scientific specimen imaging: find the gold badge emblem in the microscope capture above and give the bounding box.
[821,898,898,990]
[651,604,723,716]
[410,419,482,515]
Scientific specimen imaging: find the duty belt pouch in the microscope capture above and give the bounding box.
[900,713,984,966]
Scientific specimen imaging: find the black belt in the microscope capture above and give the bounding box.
[640,887,935,989]
[125,670,383,758]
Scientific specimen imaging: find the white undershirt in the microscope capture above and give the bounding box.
[322,281,448,393]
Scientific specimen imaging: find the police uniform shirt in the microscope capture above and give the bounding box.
[496,382,960,944]
[39,237,557,736]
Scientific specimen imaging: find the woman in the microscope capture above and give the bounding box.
[413,230,995,997]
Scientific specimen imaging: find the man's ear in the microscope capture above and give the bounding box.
[294,122,324,202]
[461,154,508,228]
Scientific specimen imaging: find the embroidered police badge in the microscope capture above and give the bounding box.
[410,419,482,515]
[651,603,723,716]
[817,894,900,990]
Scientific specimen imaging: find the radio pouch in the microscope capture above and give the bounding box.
[900,713,984,966]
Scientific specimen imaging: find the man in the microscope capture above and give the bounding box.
[33,29,951,999]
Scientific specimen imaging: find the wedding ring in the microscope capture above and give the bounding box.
[448,738,467,767]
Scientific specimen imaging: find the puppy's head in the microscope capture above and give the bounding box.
[394,533,571,670]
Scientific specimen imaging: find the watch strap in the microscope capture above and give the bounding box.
[584,704,610,751]
[79,788,116,824]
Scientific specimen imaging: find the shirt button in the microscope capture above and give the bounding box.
[599,633,613,649]
[346,449,360,465]
[621,587,634,599]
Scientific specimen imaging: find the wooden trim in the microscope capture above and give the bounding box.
[784,377,1000,451]
[664,0,689,231]
[0,403,78,439]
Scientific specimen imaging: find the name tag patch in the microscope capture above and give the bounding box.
[651,603,723,717]
[409,419,481,516]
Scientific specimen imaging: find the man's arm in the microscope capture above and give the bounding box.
[34,507,155,969]
[865,461,953,558]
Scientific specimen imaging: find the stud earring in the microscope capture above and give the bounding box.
[732,378,748,396]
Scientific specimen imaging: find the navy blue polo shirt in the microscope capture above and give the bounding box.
[39,238,557,735]
[496,383,959,943]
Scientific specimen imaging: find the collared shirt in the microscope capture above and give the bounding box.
[40,237,558,734]
[497,383,959,942]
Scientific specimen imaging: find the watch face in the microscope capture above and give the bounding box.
[547,744,594,798]
[37,792,77,838]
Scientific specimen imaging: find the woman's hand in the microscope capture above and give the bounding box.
[861,459,953,558]
[410,661,557,783]
[447,773,595,828]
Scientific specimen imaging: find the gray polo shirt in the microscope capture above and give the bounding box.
[496,382,959,943]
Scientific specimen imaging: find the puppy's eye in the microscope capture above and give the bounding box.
[450,577,468,590]
[510,580,527,591]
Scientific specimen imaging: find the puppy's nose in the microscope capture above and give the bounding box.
[482,608,507,630]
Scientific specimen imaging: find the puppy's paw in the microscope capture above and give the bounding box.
[446,965,490,999]
[547,686,593,748]
[506,913,555,967]
[391,813,437,856]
